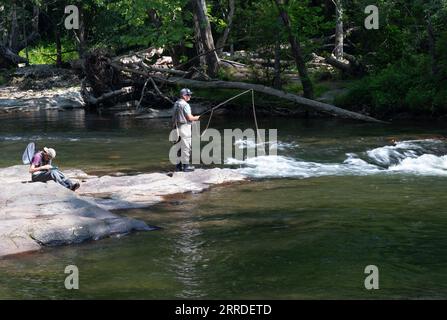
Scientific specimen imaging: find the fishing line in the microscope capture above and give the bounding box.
[200,89,263,145]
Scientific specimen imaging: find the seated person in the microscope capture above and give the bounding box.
[29,147,80,191]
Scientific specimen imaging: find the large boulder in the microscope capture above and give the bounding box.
[0,165,246,258]
[0,166,151,258]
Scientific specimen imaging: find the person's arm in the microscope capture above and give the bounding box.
[29,164,52,174]
[184,103,200,121]
[186,114,200,122]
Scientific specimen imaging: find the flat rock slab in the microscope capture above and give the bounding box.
[0,165,245,258]
[79,168,246,210]
[0,86,84,113]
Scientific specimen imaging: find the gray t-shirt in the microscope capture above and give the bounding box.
[172,99,192,125]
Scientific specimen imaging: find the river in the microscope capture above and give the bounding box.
[1,109,447,299]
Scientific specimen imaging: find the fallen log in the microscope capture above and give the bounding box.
[155,76,383,123]
[220,59,248,68]
[139,62,188,77]
[83,86,135,105]
[81,50,383,122]
[109,62,383,122]
[325,53,366,76]
[149,77,174,104]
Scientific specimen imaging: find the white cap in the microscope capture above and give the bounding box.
[43,147,56,159]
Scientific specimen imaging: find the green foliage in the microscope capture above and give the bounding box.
[230,0,330,58]
[336,55,447,117]
[283,81,330,98]
[0,74,6,86]
[19,40,79,65]
[329,0,447,117]
[93,0,192,50]
[2,0,447,118]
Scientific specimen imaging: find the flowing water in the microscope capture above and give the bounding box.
[1,109,447,299]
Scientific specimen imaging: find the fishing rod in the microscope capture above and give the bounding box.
[199,89,263,144]
[199,89,254,117]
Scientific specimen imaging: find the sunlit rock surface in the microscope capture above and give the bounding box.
[79,168,246,210]
[0,65,84,113]
[0,86,84,113]
[0,165,245,258]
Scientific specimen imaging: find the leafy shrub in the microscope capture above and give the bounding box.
[19,39,79,65]
[336,55,447,117]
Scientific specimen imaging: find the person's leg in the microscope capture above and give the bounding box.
[175,137,183,171]
[179,124,192,167]
[49,169,75,189]
[32,171,53,183]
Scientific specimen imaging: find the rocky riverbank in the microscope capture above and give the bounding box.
[0,65,84,113]
[0,165,246,258]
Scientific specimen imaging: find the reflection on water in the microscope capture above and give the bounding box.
[168,201,206,299]
[1,111,447,299]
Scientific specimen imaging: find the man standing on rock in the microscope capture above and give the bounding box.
[171,88,200,172]
[29,147,80,191]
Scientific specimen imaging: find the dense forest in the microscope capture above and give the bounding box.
[1,0,446,120]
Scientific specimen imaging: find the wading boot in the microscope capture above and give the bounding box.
[182,165,195,172]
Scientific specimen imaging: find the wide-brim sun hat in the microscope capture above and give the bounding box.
[43,147,56,159]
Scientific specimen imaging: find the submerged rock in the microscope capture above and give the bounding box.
[0,165,245,258]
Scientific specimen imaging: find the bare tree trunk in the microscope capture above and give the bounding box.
[32,5,40,34]
[55,28,62,67]
[333,0,344,60]
[193,12,207,67]
[74,8,87,57]
[9,0,19,52]
[274,0,314,99]
[427,15,438,76]
[21,2,29,64]
[191,0,220,77]
[216,0,235,55]
[273,40,282,89]
[0,5,7,44]
[0,2,40,67]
